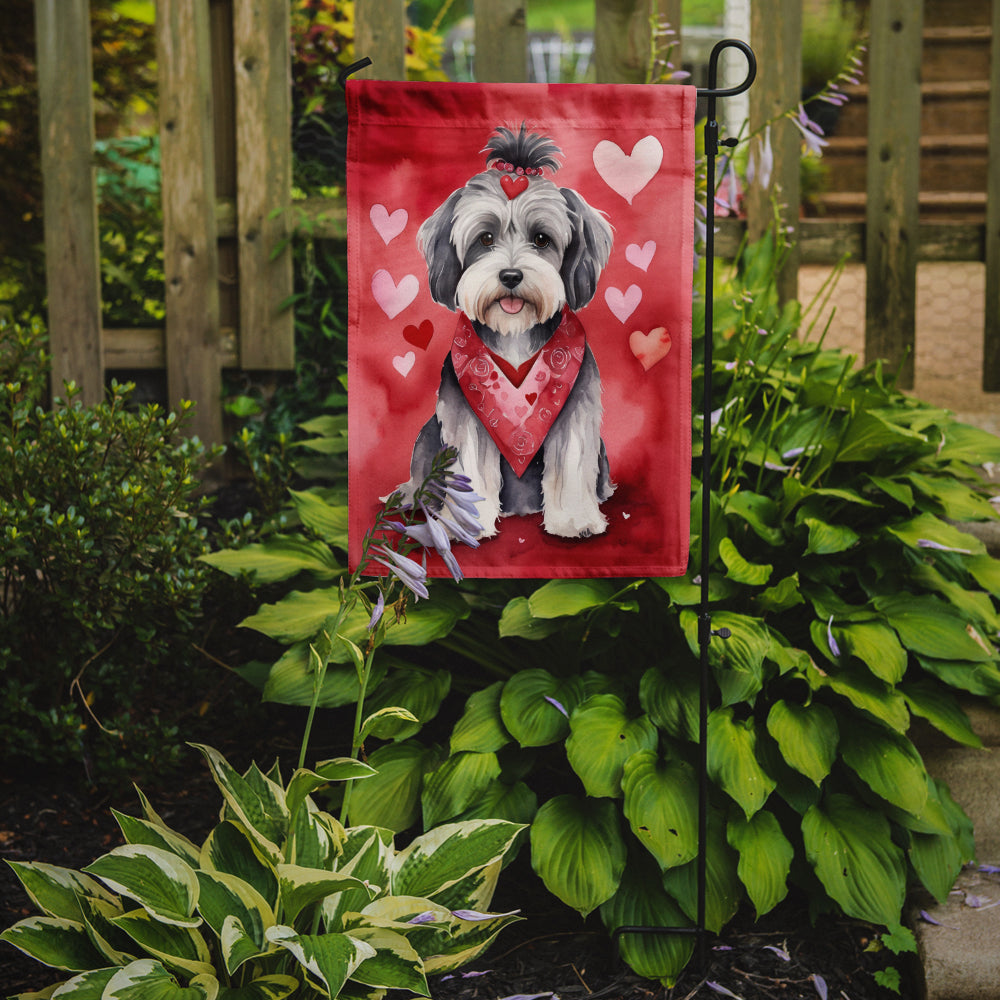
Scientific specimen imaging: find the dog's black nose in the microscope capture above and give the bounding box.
[499,269,523,289]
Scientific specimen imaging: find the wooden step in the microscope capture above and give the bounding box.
[922,0,991,28]
[813,190,987,222]
[922,25,993,83]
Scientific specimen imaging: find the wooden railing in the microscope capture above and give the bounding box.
[32,0,1000,444]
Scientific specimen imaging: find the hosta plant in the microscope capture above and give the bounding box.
[1,744,523,999]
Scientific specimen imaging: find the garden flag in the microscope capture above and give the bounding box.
[347,80,696,578]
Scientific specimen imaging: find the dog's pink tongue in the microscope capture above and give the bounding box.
[499,297,524,315]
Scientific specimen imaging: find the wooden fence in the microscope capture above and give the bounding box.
[33,0,1000,444]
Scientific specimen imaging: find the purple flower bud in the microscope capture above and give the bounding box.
[827,616,841,658]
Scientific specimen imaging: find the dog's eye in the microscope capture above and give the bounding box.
[478,232,494,248]
[532,232,551,249]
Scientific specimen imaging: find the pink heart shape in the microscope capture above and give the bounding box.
[372,269,418,319]
[605,284,642,324]
[369,204,408,245]
[592,136,663,205]
[626,240,657,272]
[629,326,672,371]
[392,351,416,377]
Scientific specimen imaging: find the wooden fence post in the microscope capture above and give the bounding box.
[355,0,407,80]
[864,0,923,389]
[746,0,801,305]
[157,0,223,445]
[983,0,1000,390]
[474,0,527,83]
[233,0,294,370]
[594,0,652,84]
[34,0,104,405]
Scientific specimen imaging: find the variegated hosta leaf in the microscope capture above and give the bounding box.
[344,926,429,995]
[214,974,300,1000]
[83,845,200,928]
[110,908,214,979]
[599,854,694,987]
[0,916,107,971]
[565,695,658,799]
[265,925,376,998]
[420,752,501,829]
[529,795,626,917]
[420,859,501,918]
[765,700,838,786]
[4,861,118,922]
[450,682,511,754]
[77,894,136,966]
[391,820,524,901]
[347,740,442,832]
[499,669,585,747]
[621,751,699,871]
[112,811,202,868]
[802,793,906,926]
[45,966,118,997]
[288,801,343,870]
[727,810,793,917]
[285,760,375,824]
[200,822,278,910]
[277,865,376,925]
[706,707,776,819]
[421,906,523,975]
[838,718,929,817]
[195,871,274,974]
[102,958,218,999]
[191,746,288,863]
[323,829,393,931]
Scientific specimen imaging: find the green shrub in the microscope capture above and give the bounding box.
[0,317,220,783]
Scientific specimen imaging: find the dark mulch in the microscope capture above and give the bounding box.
[1,744,915,1000]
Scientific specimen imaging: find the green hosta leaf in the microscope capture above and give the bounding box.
[599,853,694,987]
[421,751,502,828]
[526,579,617,618]
[452,779,538,827]
[362,667,451,740]
[906,472,998,522]
[277,865,374,925]
[909,827,966,905]
[654,573,737,606]
[566,695,658,798]
[83,846,200,928]
[755,573,804,614]
[216,975,299,1000]
[839,718,928,816]
[265,926,375,997]
[886,512,985,556]
[359,706,421,743]
[808,660,910,732]
[38,966,118,998]
[967,553,1000,597]
[200,535,342,584]
[765,700,838,786]
[103,959,218,1000]
[195,871,273,974]
[200,822,278,910]
[285,759,376,822]
[802,517,859,556]
[727,811,793,918]
[866,474,914,509]
[346,740,442,832]
[260,643,387,709]
[680,610,770,706]
[0,916,107,971]
[835,410,927,463]
[639,663,699,742]
[499,670,584,747]
[497,596,565,639]
[802,793,906,926]
[621,751,699,870]
[911,562,1000,633]
[935,421,1000,464]
[661,810,741,933]
[707,708,776,819]
[345,926,428,994]
[718,537,772,585]
[901,680,982,748]
[874,594,995,662]
[835,621,907,684]
[191,746,287,863]
[288,489,349,547]
[916,655,1000,697]
[424,906,522,975]
[393,820,524,901]
[450,682,511,754]
[111,908,214,978]
[724,490,784,545]
[530,795,626,917]
[4,862,118,922]
[112,812,201,868]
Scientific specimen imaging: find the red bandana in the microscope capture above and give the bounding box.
[451,306,586,475]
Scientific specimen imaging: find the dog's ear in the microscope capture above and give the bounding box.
[559,188,613,309]
[417,190,464,310]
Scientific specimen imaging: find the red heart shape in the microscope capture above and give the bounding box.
[403,319,434,351]
[524,392,538,405]
[500,174,529,200]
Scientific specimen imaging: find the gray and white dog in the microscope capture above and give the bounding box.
[402,124,615,539]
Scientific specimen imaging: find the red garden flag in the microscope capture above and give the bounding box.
[347,80,696,578]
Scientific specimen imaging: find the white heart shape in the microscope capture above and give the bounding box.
[392,351,416,377]
[592,136,663,205]
[605,284,642,324]
[370,204,408,245]
[626,240,657,272]
[371,269,418,319]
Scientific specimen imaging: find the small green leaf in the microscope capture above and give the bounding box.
[526,579,617,618]
[727,810,793,917]
[639,664,699,743]
[765,700,838,786]
[421,751,502,828]
[497,597,565,639]
[803,517,859,555]
[450,682,511,754]
[346,740,441,832]
[839,718,929,817]
[200,536,342,584]
[499,670,584,747]
[707,708,776,818]
[718,537,773,585]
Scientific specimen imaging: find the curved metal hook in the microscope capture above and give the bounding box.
[338,57,373,89]
[697,39,756,98]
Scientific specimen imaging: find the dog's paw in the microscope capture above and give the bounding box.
[543,509,608,538]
